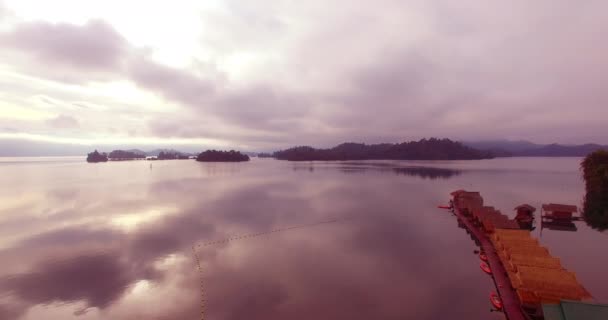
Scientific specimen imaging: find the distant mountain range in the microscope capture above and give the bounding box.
[464,140,608,157]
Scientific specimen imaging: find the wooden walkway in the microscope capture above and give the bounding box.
[451,205,527,320]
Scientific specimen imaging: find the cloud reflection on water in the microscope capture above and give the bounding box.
[1,159,574,320]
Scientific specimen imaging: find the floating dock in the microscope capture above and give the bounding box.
[448,190,594,320]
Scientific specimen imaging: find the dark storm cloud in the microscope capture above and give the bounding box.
[0,19,127,71]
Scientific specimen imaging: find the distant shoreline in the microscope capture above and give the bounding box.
[86,149,250,163]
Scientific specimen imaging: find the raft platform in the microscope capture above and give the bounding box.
[449,194,527,320]
[447,190,594,320]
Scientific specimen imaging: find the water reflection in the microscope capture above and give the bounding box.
[541,219,578,232]
[583,192,608,231]
[292,162,462,179]
[0,157,606,320]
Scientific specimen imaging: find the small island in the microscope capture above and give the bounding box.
[273,138,493,161]
[196,150,250,162]
[86,150,108,163]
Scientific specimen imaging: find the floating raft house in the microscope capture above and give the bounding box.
[449,190,605,320]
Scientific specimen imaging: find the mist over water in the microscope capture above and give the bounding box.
[0,157,606,320]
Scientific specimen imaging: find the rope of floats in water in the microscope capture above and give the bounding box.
[190,216,352,319]
[192,245,206,320]
[194,217,349,248]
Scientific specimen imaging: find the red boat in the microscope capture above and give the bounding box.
[479,252,488,262]
[490,292,503,310]
[480,261,492,274]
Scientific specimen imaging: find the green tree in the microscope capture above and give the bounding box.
[581,150,608,230]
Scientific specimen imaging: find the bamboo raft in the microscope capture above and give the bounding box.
[448,190,593,320]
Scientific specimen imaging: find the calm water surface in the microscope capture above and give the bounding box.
[0,157,606,319]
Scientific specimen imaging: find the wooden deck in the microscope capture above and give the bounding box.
[451,205,527,320]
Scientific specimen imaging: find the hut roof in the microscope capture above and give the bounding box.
[515,204,537,212]
[450,189,466,196]
[542,203,578,213]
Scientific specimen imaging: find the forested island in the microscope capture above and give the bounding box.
[108,150,146,160]
[196,150,250,162]
[273,138,492,161]
[581,150,608,230]
[86,150,108,163]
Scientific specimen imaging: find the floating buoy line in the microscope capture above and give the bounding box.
[192,245,206,320]
[191,216,351,319]
[193,217,349,248]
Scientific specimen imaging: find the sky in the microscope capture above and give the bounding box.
[0,0,607,153]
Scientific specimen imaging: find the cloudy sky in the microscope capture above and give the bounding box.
[0,0,607,152]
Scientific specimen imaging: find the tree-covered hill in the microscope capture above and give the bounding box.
[273,138,492,161]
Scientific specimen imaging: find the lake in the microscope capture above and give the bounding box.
[0,157,606,320]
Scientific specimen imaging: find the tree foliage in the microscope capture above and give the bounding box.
[581,150,608,230]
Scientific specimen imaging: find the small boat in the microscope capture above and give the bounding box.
[490,292,503,310]
[479,252,488,262]
[437,205,451,209]
[480,261,492,274]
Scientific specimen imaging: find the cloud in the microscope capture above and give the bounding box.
[1,1,608,148]
[0,304,24,320]
[146,0,608,146]
[45,114,79,129]
[127,56,215,107]
[0,19,127,72]
[214,85,310,128]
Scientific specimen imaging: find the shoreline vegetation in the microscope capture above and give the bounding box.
[273,138,493,161]
[581,150,608,230]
